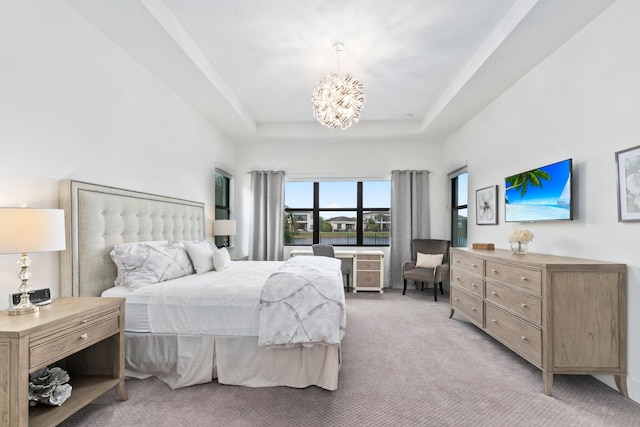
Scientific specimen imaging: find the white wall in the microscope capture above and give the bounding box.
[235,139,447,287]
[0,0,237,308]
[442,0,640,402]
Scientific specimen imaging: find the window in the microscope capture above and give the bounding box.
[284,181,390,246]
[450,171,468,247]
[214,170,232,247]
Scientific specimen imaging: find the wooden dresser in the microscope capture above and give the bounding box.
[353,252,384,293]
[0,297,127,426]
[449,248,627,397]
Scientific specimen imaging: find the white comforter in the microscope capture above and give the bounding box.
[145,261,283,335]
[258,256,346,348]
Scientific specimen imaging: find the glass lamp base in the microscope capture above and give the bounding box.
[8,304,39,316]
[8,291,39,316]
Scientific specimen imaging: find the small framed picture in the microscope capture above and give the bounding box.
[476,185,498,225]
[616,145,640,222]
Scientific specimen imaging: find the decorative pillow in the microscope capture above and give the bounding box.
[183,239,216,274]
[213,247,232,271]
[415,252,444,269]
[110,241,194,289]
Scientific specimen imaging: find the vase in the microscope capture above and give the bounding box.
[511,241,528,255]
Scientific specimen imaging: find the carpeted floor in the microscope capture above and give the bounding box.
[60,288,640,426]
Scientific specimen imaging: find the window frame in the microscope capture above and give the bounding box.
[450,169,468,248]
[214,170,233,247]
[284,181,390,247]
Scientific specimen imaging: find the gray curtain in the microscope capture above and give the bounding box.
[249,170,285,261]
[390,170,431,287]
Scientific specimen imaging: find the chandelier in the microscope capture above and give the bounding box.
[311,43,365,130]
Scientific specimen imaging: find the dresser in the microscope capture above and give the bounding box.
[449,248,627,397]
[353,252,384,293]
[0,297,127,427]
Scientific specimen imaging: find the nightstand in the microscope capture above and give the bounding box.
[0,297,127,426]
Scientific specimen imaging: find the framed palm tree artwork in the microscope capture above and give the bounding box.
[476,185,498,225]
[616,145,640,222]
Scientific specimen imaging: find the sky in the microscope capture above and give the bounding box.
[285,181,391,209]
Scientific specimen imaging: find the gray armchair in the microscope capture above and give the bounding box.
[402,239,451,301]
[312,244,351,292]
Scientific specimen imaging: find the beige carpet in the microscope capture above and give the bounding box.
[60,288,640,426]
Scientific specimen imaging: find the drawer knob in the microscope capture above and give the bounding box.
[456,259,460,263]
[80,319,88,324]
[520,276,528,282]
[491,291,497,296]
[472,283,477,287]
[472,263,478,267]
[491,318,497,323]
[521,303,528,308]
[80,333,88,340]
[492,268,497,273]
[471,307,476,311]
[521,336,528,341]
[454,297,459,301]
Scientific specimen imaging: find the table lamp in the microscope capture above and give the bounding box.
[0,208,65,315]
[213,219,236,247]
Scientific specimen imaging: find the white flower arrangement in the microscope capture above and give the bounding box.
[508,229,534,244]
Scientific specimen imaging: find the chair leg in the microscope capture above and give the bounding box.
[421,282,424,291]
[347,274,350,293]
[434,283,438,301]
[439,282,444,295]
[403,279,407,295]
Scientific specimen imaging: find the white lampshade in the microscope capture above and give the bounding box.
[213,219,236,236]
[0,208,66,254]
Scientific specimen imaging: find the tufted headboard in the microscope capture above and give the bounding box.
[59,180,205,297]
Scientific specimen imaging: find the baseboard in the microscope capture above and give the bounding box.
[594,374,640,403]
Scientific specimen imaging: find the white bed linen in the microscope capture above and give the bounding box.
[101,285,151,332]
[147,260,283,335]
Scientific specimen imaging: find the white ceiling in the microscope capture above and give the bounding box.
[65,0,616,144]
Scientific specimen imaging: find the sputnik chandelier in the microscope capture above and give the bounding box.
[311,42,365,130]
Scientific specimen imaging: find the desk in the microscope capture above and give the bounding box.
[290,249,384,293]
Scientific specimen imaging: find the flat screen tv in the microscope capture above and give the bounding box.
[504,158,573,222]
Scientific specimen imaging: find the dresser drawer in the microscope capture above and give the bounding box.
[30,311,120,370]
[356,271,381,287]
[485,304,542,366]
[451,286,483,327]
[451,252,484,276]
[486,282,542,325]
[356,254,380,261]
[356,259,380,271]
[451,268,484,298]
[485,261,541,295]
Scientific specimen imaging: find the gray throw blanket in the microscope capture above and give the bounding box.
[258,256,346,348]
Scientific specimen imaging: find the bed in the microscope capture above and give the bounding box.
[59,180,344,390]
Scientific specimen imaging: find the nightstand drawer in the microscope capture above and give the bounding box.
[30,313,120,370]
[356,271,380,286]
[356,259,380,271]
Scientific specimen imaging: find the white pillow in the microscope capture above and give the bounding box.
[110,240,194,289]
[213,247,232,271]
[183,240,216,274]
[415,252,444,269]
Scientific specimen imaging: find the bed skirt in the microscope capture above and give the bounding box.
[124,333,341,390]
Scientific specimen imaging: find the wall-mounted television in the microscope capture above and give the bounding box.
[504,158,573,222]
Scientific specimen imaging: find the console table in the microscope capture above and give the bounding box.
[449,248,627,397]
[0,297,127,426]
[290,249,384,293]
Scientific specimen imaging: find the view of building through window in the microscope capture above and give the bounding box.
[284,181,390,246]
[451,172,468,247]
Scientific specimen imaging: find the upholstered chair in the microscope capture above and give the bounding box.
[312,244,351,292]
[402,239,451,301]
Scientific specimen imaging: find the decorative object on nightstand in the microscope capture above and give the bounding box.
[0,207,65,315]
[214,219,236,247]
[507,229,533,255]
